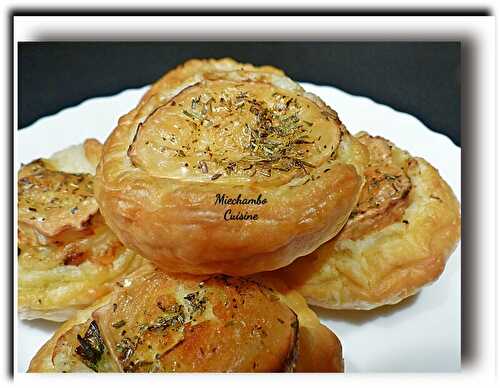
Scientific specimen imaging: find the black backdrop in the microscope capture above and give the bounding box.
[18,42,460,145]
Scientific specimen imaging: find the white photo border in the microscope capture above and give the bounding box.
[6,12,497,388]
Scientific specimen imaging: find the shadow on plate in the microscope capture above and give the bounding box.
[21,318,61,332]
[312,293,419,325]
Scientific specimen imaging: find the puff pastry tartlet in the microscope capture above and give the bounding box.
[96,58,367,275]
[18,140,144,321]
[28,263,343,372]
[275,132,461,309]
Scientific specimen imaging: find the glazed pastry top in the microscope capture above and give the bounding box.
[128,78,341,185]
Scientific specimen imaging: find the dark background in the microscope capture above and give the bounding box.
[18,42,460,145]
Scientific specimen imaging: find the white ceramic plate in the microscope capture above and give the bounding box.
[16,83,461,373]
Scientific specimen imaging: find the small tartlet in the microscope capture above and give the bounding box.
[18,140,144,321]
[95,58,368,275]
[28,263,343,372]
[275,132,461,309]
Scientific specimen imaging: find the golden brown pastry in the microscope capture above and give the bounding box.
[274,132,461,309]
[95,58,367,275]
[28,263,343,372]
[18,140,144,321]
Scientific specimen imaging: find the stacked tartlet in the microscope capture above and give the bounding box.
[19,58,460,373]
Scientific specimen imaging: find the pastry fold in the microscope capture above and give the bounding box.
[95,58,367,275]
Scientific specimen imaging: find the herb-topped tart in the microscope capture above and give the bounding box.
[28,263,343,372]
[95,58,368,275]
[18,140,144,321]
[275,132,461,309]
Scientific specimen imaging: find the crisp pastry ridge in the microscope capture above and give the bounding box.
[274,132,461,310]
[95,58,368,275]
[18,139,144,321]
[28,262,343,373]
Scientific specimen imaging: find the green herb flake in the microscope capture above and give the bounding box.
[112,320,126,329]
[75,320,106,372]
